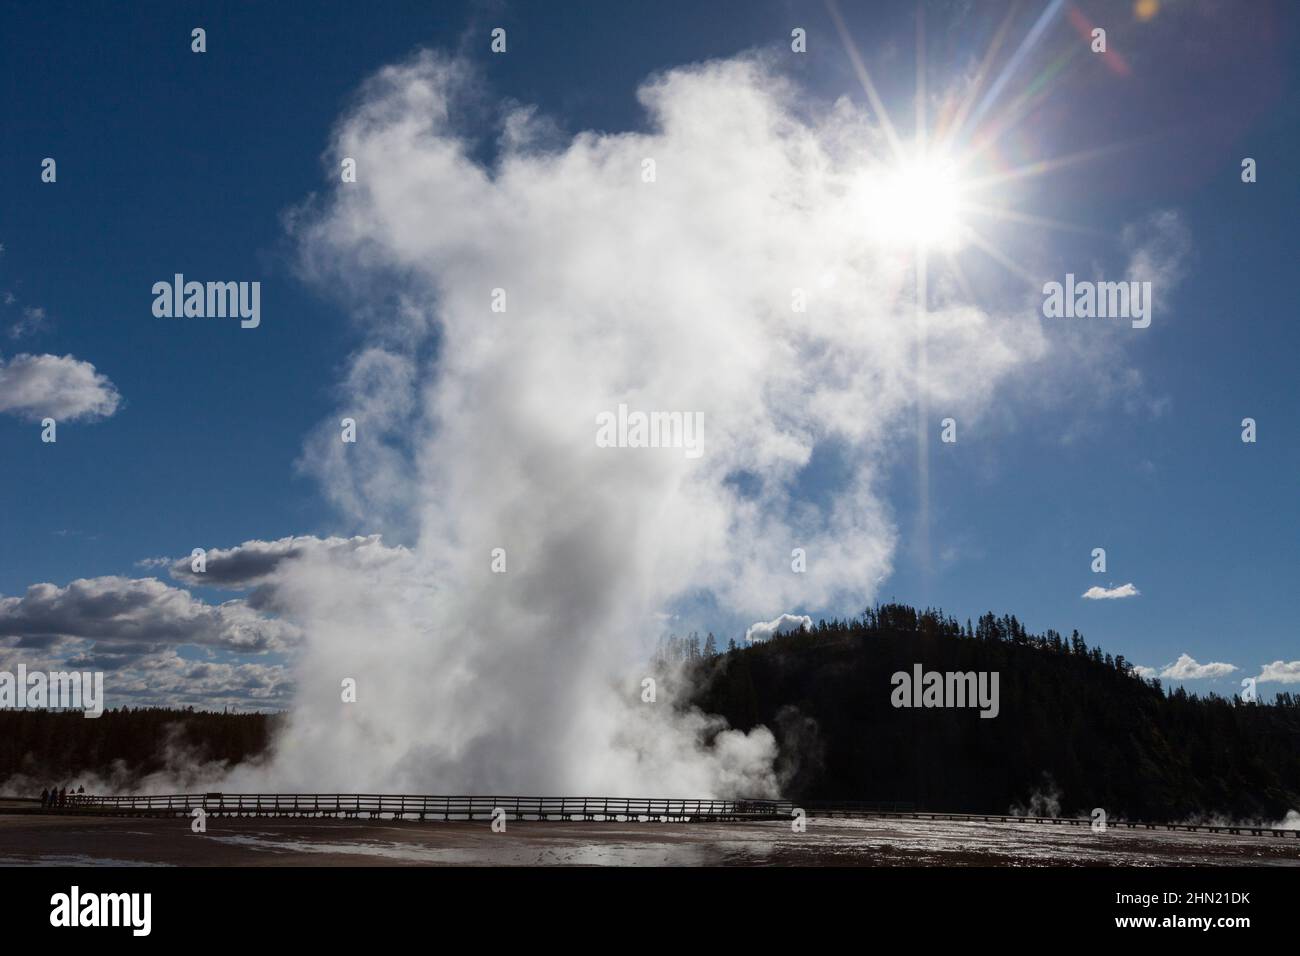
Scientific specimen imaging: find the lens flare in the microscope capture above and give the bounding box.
[863,153,967,250]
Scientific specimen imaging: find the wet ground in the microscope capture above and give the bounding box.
[2,813,1298,866]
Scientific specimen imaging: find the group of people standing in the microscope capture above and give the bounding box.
[40,785,84,808]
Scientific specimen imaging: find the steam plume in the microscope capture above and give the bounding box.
[221,52,1034,796]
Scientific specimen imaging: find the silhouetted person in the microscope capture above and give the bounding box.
[40,788,49,808]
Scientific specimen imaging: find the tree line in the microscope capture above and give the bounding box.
[0,707,277,787]
[682,603,1300,821]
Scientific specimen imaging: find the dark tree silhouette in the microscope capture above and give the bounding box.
[680,604,1300,820]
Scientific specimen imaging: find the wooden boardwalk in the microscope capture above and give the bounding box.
[23,794,794,823]
[7,794,1297,838]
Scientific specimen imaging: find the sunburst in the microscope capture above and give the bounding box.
[825,0,1137,587]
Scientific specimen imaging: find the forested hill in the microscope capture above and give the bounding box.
[685,604,1300,822]
[0,708,276,789]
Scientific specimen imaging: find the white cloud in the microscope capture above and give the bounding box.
[2,538,409,712]
[0,641,291,713]
[1257,660,1300,684]
[746,613,813,643]
[0,576,298,654]
[1133,655,1241,681]
[164,534,407,590]
[1081,582,1140,600]
[94,653,293,709]
[0,352,121,422]
[0,571,302,711]
[1026,209,1192,444]
[1159,654,1237,680]
[8,306,49,340]
[1124,209,1192,291]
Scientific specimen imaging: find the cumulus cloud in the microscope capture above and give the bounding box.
[1132,656,1240,682]
[0,537,409,712]
[164,534,408,590]
[745,613,813,644]
[1257,660,1300,684]
[0,574,300,711]
[0,577,298,653]
[1081,582,1140,599]
[0,640,291,713]
[1158,654,1237,680]
[0,352,121,422]
[96,653,292,708]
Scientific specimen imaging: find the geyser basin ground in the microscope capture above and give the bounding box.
[3,815,1297,867]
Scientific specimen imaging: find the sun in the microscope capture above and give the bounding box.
[866,152,967,251]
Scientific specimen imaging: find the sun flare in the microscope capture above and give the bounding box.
[866,153,967,250]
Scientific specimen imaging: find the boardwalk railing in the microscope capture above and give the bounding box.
[29,794,1298,837]
[57,793,791,822]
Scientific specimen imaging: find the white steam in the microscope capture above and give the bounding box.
[220,52,1035,797]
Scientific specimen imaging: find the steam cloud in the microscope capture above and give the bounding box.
[212,51,1038,797]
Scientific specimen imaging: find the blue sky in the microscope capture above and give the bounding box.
[1,0,1298,709]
